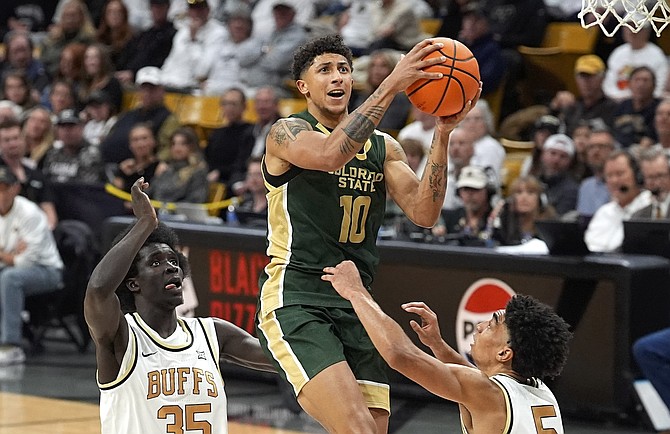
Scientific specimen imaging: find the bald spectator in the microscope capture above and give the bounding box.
[576,124,618,223]
[585,150,651,252]
[249,86,281,159]
[633,148,670,219]
[443,126,476,211]
[160,0,227,93]
[538,134,580,216]
[100,66,180,163]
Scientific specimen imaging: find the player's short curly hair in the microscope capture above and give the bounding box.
[113,221,191,313]
[291,34,353,80]
[505,294,572,380]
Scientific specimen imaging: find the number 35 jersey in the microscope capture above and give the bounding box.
[259,110,387,315]
[99,313,227,434]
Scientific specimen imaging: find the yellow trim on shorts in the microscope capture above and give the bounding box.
[358,380,391,413]
[256,309,310,395]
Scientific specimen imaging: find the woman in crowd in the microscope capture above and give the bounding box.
[493,175,557,245]
[41,42,87,107]
[46,79,78,119]
[80,43,123,112]
[1,72,38,115]
[113,123,160,193]
[96,0,135,70]
[22,106,56,168]
[148,127,209,204]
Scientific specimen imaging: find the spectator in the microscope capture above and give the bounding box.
[493,175,556,246]
[42,108,106,185]
[442,165,498,246]
[369,0,428,52]
[250,0,315,40]
[0,166,63,366]
[398,107,435,153]
[602,25,667,101]
[114,0,176,86]
[45,79,78,118]
[570,120,593,182]
[0,3,58,40]
[0,100,21,123]
[0,118,58,229]
[80,43,123,114]
[42,42,87,109]
[0,31,50,94]
[204,88,255,188]
[249,86,281,159]
[101,66,180,163]
[612,66,661,148]
[82,90,117,147]
[443,126,476,211]
[235,156,268,228]
[652,98,670,150]
[538,133,580,216]
[1,72,37,115]
[203,5,255,96]
[550,54,618,136]
[96,0,134,70]
[112,123,160,193]
[520,114,562,178]
[461,99,505,182]
[238,0,308,97]
[39,0,95,79]
[22,106,55,168]
[576,124,617,223]
[120,0,153,31]
[350,49,412,133]
[337,0,373,56]
[149,127,209,204]
[458,2,506,97]
[632,148,670,219]
[160,0,227,93]
[584,150,651,252]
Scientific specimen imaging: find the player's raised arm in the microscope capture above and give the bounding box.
[265,38,447,173]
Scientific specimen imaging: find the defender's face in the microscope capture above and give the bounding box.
[470,310,510,366]
[299,53,353,115]
[133,243,184,308]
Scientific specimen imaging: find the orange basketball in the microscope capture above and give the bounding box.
[406,38,480,117]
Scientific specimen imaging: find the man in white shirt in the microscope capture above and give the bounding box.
[584,150,651,252]
[160,0,227,92]
[0,165,63,366]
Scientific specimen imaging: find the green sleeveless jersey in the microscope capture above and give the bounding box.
[258,110,387,314]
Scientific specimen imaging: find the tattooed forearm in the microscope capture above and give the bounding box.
[343,113,376,143]
[340,137,357,155]
[428,162,448,202]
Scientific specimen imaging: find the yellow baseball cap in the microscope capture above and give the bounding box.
[574,55,605,75]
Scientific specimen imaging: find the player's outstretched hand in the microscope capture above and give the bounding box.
[435,82,483,133]
[402,301,444,349]
[130,177,156,221]
[322,260,367,301]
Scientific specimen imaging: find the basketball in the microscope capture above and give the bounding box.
[406,38,480,117]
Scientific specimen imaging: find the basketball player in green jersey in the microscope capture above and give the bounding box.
[256,34,480,434]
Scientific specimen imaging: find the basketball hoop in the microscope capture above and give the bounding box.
[579,0,670,36]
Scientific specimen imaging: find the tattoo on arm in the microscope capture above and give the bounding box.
[342,106,385,145]
[428,161,448,202]
[272,119,311,148]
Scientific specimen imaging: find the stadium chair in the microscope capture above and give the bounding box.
[517,45,578,105]
[121,89,139,111]
[23,220,99,353]
[164,92,184,113]
[499,138,535,195]
[420,18,443,36]
[541,22,599,53]
[278,98,307,117]
[207,182,226,216]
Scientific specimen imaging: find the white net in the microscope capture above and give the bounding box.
[579,0,670,36]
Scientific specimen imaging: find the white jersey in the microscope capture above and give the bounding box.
[99,313,227,434]
[462,374,563,433]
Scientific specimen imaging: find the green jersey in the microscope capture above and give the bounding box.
[258,110,387,315]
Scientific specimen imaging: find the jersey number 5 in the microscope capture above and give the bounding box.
[531,405,559,433]
[158,403,212,433]
[339,195,371,243]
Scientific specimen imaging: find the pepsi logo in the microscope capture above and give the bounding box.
[455,278,516,357]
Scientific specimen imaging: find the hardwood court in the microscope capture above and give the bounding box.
[0,392,309,434]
